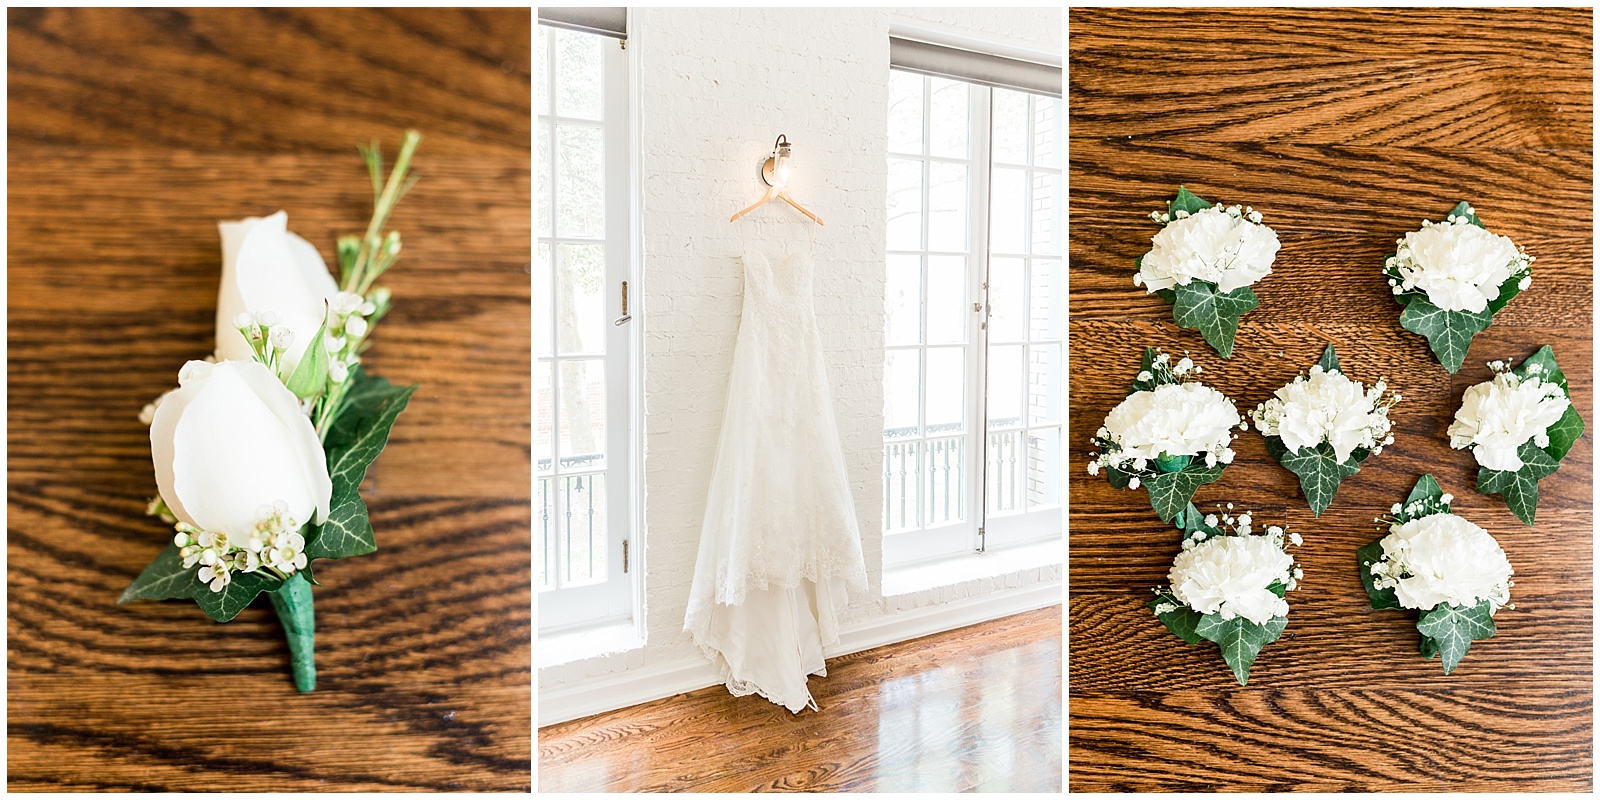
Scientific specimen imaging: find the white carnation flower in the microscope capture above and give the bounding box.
[1168,534,1294,625]
[1101,383,1240,467]
[1137,205,1280,294]
[1251,366,1395,463]
[1369,512,1512,612]
[1447,371,1569,471]
[1390,217,1531,313]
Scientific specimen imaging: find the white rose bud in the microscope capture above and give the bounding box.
[149,360,332,541]
[215,211,339,373]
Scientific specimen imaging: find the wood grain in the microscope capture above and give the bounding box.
[1068,8,1592,792]
[538,606,1063,793]
[7,8,531,791]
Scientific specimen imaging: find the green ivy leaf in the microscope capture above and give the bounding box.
[1514,345,1584,463]
[1514,344,1568,388]
[1195,613,1287,685]
[1419,635,1441,660]
[1398,294,1492,374]
[1174,501,1205,533]
[193,570,285,623]
[1484,270,1525,317]
[1169,185,1212,217]
[1149,593,1205,645]
[305,369,418,561]
[1476,440,1559,525]
[1315,343,1340,373]
[1416,599,1497,675]
[1265,436,1363,517]
[1130,346,1160,393]
[1356,538,1402,610]
[284,309,331,399]
[1446,200,1485,229]
[1104,464,1131,490]
[117,544,205,604]
[1143,461,1225,523]
[1172,281,1259,358]
[1406,473,1444,506]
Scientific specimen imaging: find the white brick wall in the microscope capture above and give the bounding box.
[540,6,1062,692]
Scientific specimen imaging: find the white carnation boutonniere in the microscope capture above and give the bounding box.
[1250,344,1401,516]
[1386,202,1533,373]
[1136,186,1278,358]
[121,132,425,692]
[1359,475,1514,674]
[1150,508,1302,685]
[1447,346,1583,525]
[1088,347,1241,525]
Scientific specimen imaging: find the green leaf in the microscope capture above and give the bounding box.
[1266,580,1288,599]
[305,369,418,561]
[1195,614,1288,685]
[1172,281,1259,358]
[1130,347,1160,393]
[1155,288,1176,304]
[1104,464,1131,490]
[1406,474,1445,506]
[1514,345,1584,463]
[1514,344,1568,389]
[1484,270,1525,317]
[1143,461,1225,523]
[1316,344,1340,374]
[1416,600,1497,675]
[1356,538,1402,610]
[1174,502,1205,533]
[1168,185,1212,217]
[284,309,331,399]
[1446,200,1485,229]
[193,570,284,623]
[1476,440,1559,525]
[1419,636,1441,660]
[1265,437,1362,517]
[1150,593,1205,645]
[1153,453,1191,473]
[118,544,206,604]
[1398,294,1492,373]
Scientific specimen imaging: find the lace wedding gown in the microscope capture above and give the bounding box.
[684,247,869,713]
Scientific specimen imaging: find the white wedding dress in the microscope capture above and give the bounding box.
[684,247,869,713]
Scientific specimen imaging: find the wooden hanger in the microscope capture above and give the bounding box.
[730,135,824,226]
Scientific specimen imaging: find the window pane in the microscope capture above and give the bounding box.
[988,257,1026,342]
[924,435,965,526]
[1032,172,1062,256]
[536,243,552,356]
[1026,427,1062,509]
[888,71,924,155]
[537,361,554,473]
[926,255,967,345]
[887,159,924,251]
[538,123,552,238]
[1033,96,1061,168]
[986,428,1024,515]
[538,29,550,116]
[539,476,555,589]
[883,349,920,438]
[1028,344,1063,425]
[556,125,604,238]
[993,88,1029,164]
[987,344,1023,428]
[925,347,965,433]
[885,254,922,346]
[990,167,1026,254]
[561,473,607,583]
[883,440,922,532]
[1030,260,1063,340]
[554,28,603,120]
[928,77,968,159]
[927,161,968,253]
[556,244,606,354]
[558,359,606,470]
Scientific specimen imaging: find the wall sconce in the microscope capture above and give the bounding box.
[761,134,793,188]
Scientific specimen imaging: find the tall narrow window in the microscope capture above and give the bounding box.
[883,68,1062,565]
[537,24,632,629]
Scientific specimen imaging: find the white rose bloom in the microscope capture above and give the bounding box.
[1372,513,1512,612]
[1447,371,1570,471]
[1169,535,1294,625]
[1138,206,1280,294]
[1252,366,1393,463]
[150,360,332,541]
[1392,218,1527,313]
[1102,383,1240,466]
[216,211,339,372]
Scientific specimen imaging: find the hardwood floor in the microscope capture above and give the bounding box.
[1068,9,1592,792]
[537,606,1062,792]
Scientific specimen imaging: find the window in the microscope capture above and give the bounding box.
[883,69,1062,565]
[537,24,633,629]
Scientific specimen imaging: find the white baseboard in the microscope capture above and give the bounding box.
[537,578,1061,727]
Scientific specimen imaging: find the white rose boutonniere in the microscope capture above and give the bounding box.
[1446,346,1583,525]
[1386,202,1533,373]
[1089,347,1241,524]
[1250,344,1401,516]
[1150,508,1302,684]
[1136,186,1278,358]
[121,132,425,692]
[1359,475,1514,674]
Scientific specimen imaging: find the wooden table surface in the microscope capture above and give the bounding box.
[7,9,531,791]
[1068,9,1592,791]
